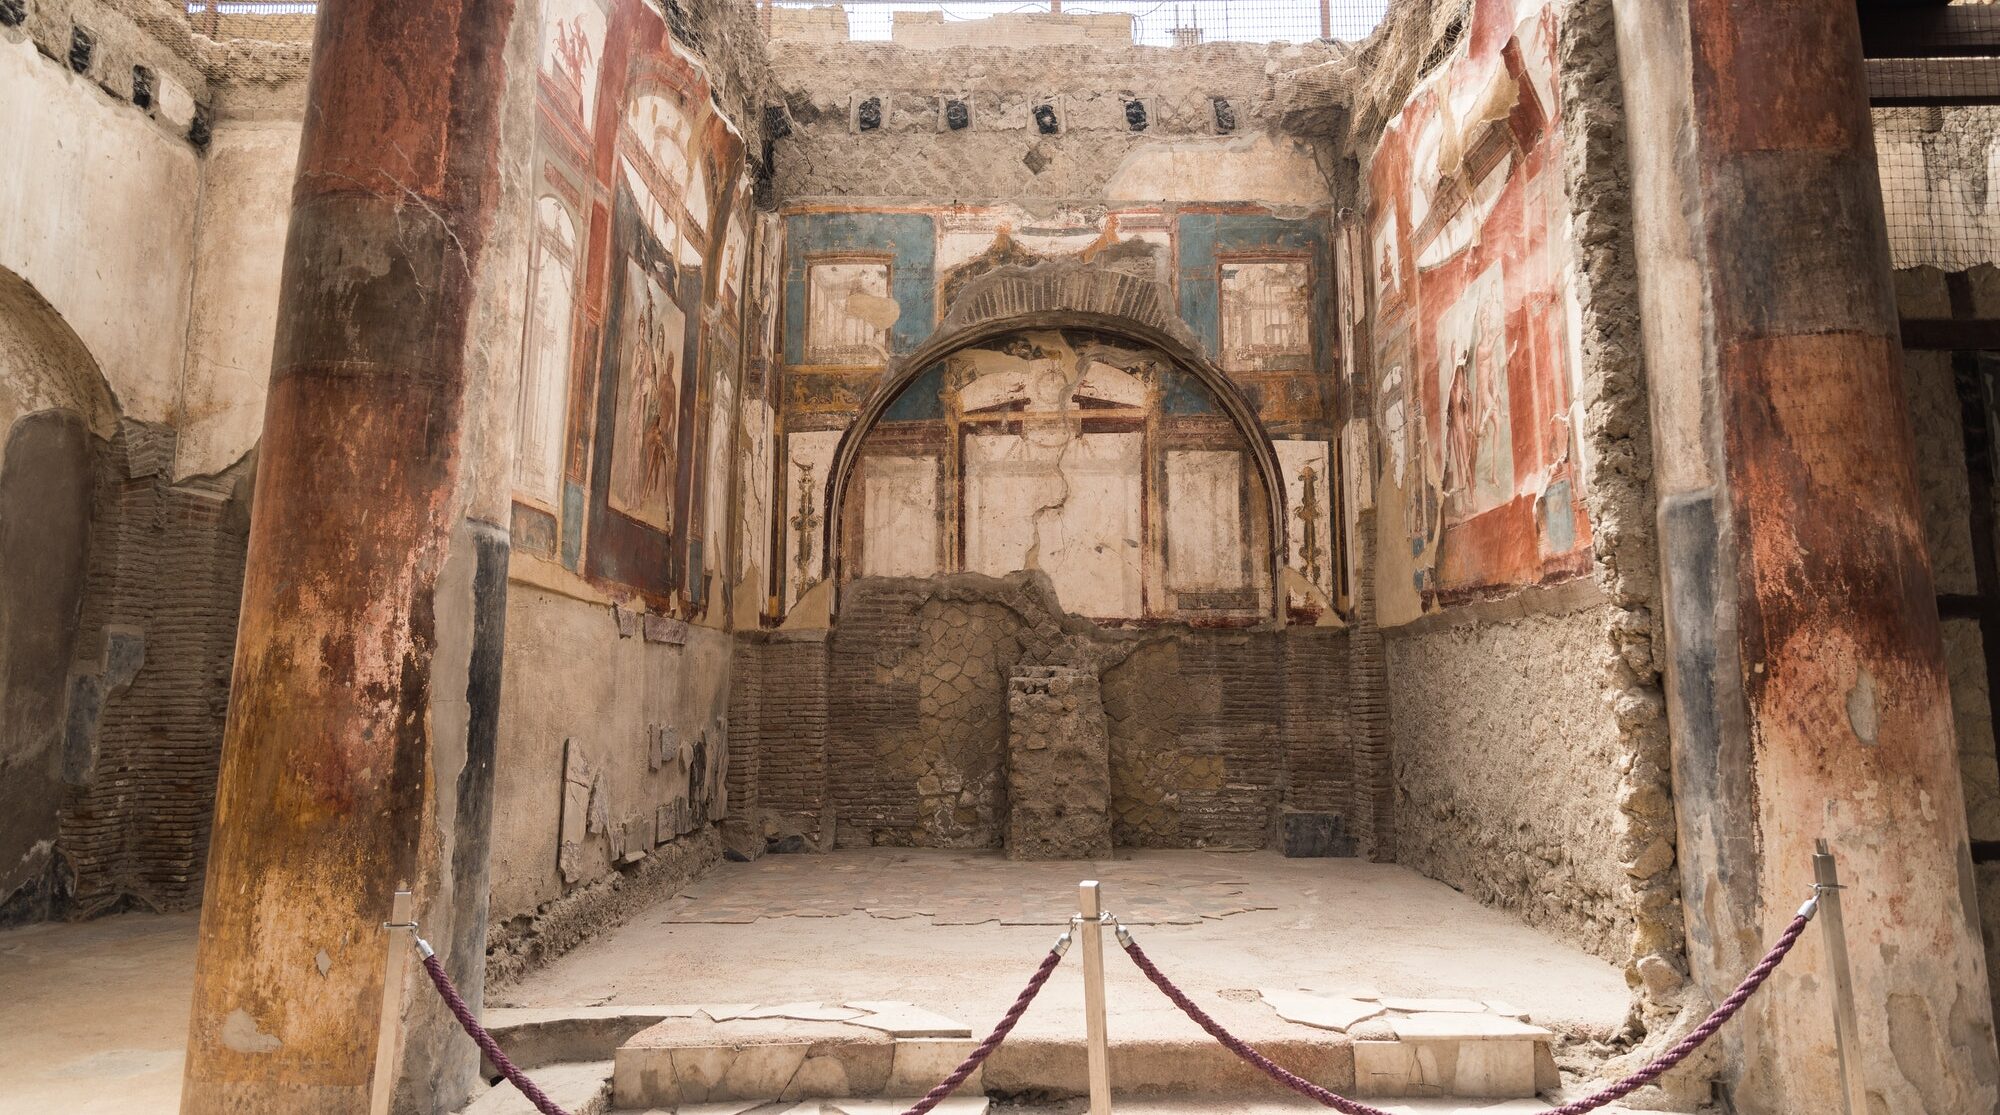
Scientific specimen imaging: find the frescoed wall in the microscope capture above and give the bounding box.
[493,0,762,937]
[504,0,752,614]
[839,329,1274,622]
[1365,0,1585,620]
[769,203,1340,624]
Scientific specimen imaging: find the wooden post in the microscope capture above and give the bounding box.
[1814,843,1866,1115]
[1079,881,1112,1114]
[369,891,416,1115]
[1320,0,1332,40]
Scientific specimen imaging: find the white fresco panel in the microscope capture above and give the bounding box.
[806,261,894,366]
[1167,450,1248,592]
[1274,439,1335,600]
[861,455,941,579]
[965,431,1143,618]
[515,197,579,508]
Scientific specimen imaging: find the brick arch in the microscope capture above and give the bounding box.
[824,261,1292,620]
[0,266,117,440]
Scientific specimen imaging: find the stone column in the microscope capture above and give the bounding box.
[179,1,536,1112]
[1616,0,1999,1109]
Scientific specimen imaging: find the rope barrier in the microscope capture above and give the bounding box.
[415,938,572,1115]
[898,932,1070,1115]
[403,884,1829,1115]
[409,928,1072,1115]
[1111,892,1825,1115]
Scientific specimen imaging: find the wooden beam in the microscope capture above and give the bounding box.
[1901,319,2000,351]
[1861,6,2000,59]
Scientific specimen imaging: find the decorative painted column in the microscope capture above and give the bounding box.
[179,2,536,1112]
[1617,0,2000,1109]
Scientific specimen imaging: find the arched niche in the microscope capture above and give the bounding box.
[824,265,1292,622]
[0,266,112,912]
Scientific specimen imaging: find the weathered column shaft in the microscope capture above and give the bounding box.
[1620,0,1999,1108]
[180,3,524,1112]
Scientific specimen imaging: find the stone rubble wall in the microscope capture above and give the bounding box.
[765,36,1342,205]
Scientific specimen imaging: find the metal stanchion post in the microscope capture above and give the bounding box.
[1814,841,1865,1115]
[371,890,416,1115]
[1079,881,1112,1115]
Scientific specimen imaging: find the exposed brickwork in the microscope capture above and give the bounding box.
[733,572,1387,854]
[58,420,253,916]
[733,630,832,850]
[1345,509,1395,860]
[724,633,764,856]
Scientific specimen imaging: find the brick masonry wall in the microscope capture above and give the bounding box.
[58,419,253,915]
[735,630,832,850]
[732,572,1387,856]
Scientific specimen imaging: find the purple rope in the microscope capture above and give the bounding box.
[1118,909,1817,1115]
[900,944,1067,1115]
[417,936,1065,1115]
[420,950,572,1115]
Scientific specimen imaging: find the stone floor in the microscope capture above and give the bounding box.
[503,849,1632,1044]
[0,850,1636,1115]
[0,909,198,1115]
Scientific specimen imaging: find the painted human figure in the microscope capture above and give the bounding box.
[639,295,679,509]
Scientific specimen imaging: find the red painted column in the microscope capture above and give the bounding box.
[180,2,527,1111]
[1622,0,2000,1107]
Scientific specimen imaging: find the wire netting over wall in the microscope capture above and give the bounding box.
[1869,0,2000,270]
[764,1,1390,44]
[183,1,316,41]
[1876,107,2000,272]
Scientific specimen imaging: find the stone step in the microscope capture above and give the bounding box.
[627,1101,988,1114]
[610,1022,1555,1108]
[461,1059,615,1115]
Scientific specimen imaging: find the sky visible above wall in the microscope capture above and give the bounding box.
[768,0,1390,44]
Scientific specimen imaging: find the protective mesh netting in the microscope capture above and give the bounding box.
[1873,0,2000,270]
[182,1,316,43]
[760,1,1391,44]
[181,0,1392,46]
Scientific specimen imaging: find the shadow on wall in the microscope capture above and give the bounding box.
[0,269,255,927]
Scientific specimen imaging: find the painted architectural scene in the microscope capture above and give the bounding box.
[1365,0,1587,610]
[3,0,1996,1113]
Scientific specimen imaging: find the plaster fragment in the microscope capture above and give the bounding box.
[220,1008,283,1054]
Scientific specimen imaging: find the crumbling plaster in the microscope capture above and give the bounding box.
[1386,589,1631,961]
[1,0,312,481]
[766,37,1340,207]
[1345,0,1677,1005]
[489,583,734,978]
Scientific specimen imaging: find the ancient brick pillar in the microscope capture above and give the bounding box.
[179,2,535,1112]
[1617,0,1999,1107]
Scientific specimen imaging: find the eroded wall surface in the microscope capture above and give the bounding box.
[1387,592,1631,958]
[484,0,777,968]
[733,573,1379,855]
[0,3,302,923]
[1353,0,1671,974]
[1894,264,2000,1040]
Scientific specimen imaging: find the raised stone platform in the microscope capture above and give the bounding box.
[481,994,1555,1109]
